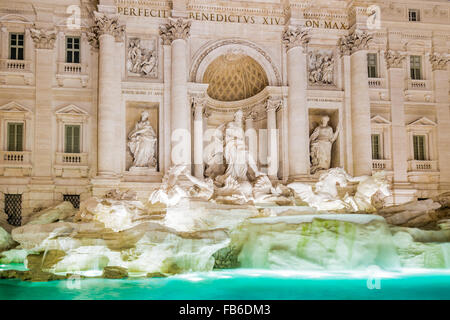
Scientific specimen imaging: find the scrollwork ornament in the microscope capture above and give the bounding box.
[430,52,450,71]
[159,18,191,45]
[282,26,310,52]
[30,27,57,49]
[384,50,406,69]
[338,30,373,56]
[87,11,126,49]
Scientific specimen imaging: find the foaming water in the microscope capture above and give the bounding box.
[1,267,450,300]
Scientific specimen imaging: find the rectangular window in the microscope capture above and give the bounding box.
[408,9,420,22]
[410,56,422,80]
[64,125,81,153]
[9,33,24,60]
[5,194,22,226]
[413,135,426,160]
[7,122,24,152]
[367,53,378,78]
[66,37,80,63]
[371,134,381,160]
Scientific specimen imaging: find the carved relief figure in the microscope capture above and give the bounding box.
[128,111,157,168]
[127,38,158,77]
[310,116,340,174]
[308,51,334,85]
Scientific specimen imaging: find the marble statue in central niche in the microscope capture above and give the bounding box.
[128,110,157,169]
[310,115,340,174]
[207,110,259,185]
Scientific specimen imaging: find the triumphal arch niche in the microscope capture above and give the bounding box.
[189,39,287,181]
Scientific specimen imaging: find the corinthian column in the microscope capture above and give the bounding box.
[282,26,310,179]
[160,19,192,170]
[30,27,57,180]
[339,30,373,176]
[89,11,125,177]
[430,53,450,189]
[192,97,205,178]
[385,51,408,183]
[266,98,281,179]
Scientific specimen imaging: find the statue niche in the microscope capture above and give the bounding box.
[128,110,158,170]
[310,115,340,174]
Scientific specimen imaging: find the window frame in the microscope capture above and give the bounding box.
[6,121,24,152]
[9,32,25,60]
[63,123,82,154]
[367,53,378,78]
[410,55,422,80]
[412,134,427,161]
[65,36,81,64]
[371,134,382,160]
[408,9,420,22]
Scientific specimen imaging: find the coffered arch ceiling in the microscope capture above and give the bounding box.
[202,53,269,102]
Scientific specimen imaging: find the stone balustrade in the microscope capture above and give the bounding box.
[372,159,392,171]
[406,79,431,91]
[57,62,85,74]
[0,151,31,165]
[56,152,88,166]
[408,160,437,171]
[0,59,32,72]
[368,78,384,89]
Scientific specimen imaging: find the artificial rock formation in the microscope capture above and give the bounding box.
[1,167,450,281]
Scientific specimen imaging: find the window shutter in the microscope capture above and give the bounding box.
[73,125,80,153]
[65,125,72,153]
[16,123,23,152]
[7,123,14,151]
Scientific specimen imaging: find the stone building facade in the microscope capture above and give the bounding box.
[0,0,449,223]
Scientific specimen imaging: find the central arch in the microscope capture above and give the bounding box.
[190,39,281,88]
[203,52,269,102]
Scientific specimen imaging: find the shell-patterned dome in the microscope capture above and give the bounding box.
[203,53,269,102]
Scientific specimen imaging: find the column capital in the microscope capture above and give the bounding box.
[87,11,126,49]
[282,26,310,52]
[266,98,282,113]
[246,110,257,121]
[191,96,206,119]
[384,50,407,69]
[159,18,191,45]
[430,52,450,71]
[30,26,57,49]
[338,30,373,56]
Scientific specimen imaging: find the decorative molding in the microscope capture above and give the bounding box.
[384,50,406,69]
[429,52,450,71]
[370,115,391,125]
[30,27,57,49]
[55,104,89,117]
[338,30,373,56]
[407,117,437,127]
[0,101,32,114]
[159,18,191,45]
[281,26,310,52]
[87,11,126,49]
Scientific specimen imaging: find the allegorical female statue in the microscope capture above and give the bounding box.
[128,110,157,168]
[309,115,340,174]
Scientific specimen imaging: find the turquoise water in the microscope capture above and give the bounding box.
[1,268,450,300]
